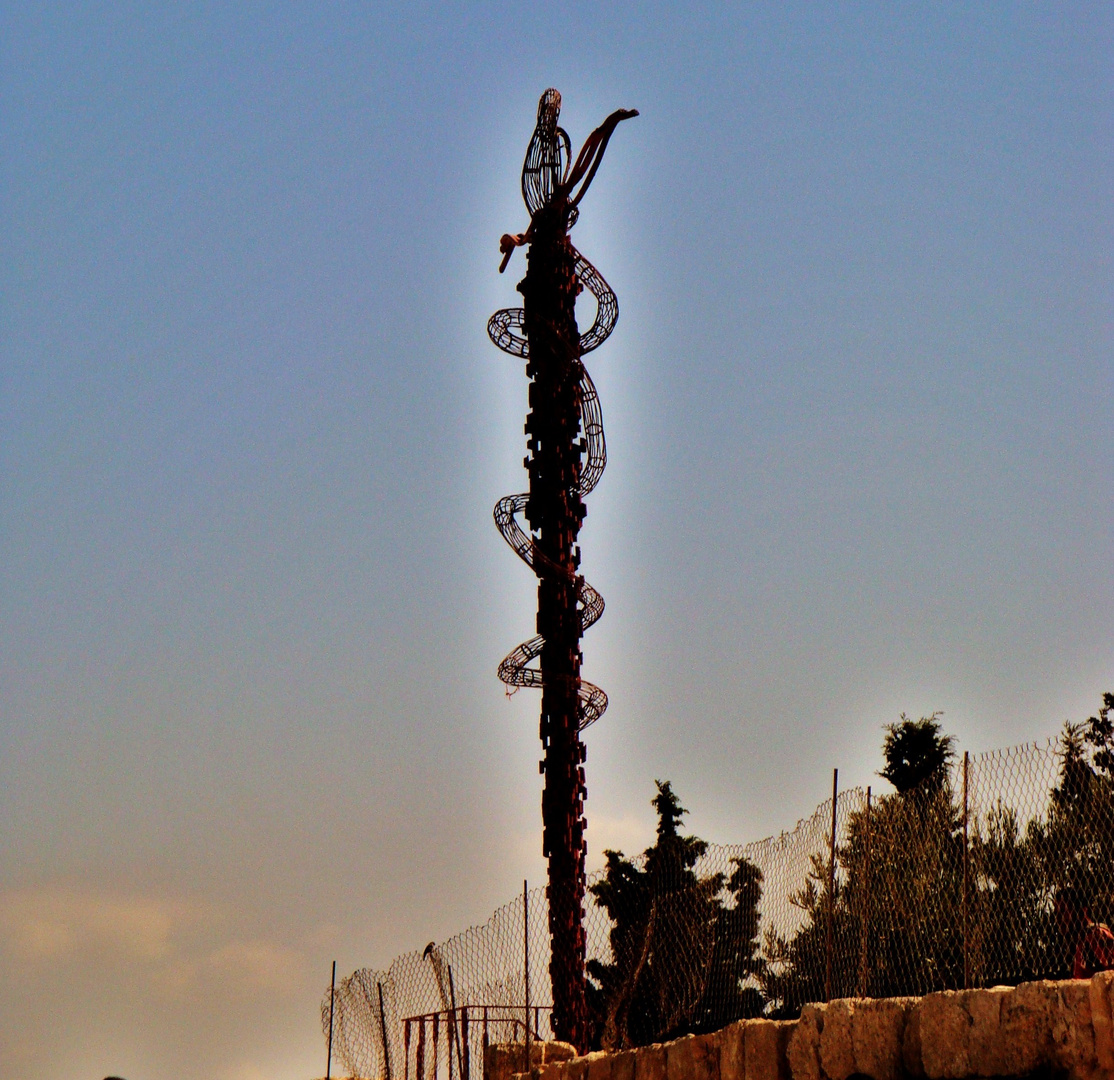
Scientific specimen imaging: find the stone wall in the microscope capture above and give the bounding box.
[486,973,1114,1080]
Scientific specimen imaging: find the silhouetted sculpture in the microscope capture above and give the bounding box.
[489,89,636,1051]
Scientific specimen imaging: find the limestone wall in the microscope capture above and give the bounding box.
[487,973,1114,1080]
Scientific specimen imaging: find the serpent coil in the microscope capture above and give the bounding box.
[488,90,635,730]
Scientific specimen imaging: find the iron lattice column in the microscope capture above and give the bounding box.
[489,90,636,1053]
[520,198,590,1049]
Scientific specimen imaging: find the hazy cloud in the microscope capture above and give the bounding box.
[0,885,305,996]
[0,888,196,964]
[208,939,304,995]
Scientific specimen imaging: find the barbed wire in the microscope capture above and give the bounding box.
[323,734,1114,1078]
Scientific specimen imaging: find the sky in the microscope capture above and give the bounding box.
[1,3,1111,1078]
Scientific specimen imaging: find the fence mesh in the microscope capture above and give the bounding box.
[323,731,1114,1079]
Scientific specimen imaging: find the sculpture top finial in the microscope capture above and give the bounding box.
[499,91,638,272]
[521,89,571,217]
[521,89,638,219]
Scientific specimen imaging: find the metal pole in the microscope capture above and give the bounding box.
[448,965,464,1080]
[405,1021,412,1080]
[433,1014,439,1080]
[857,788,871,997]
[326,960,336,1080]
[378,981,393,1080]
[482,1010,489,1080]
[825,767,838,1002]
[462,1006,470,1080]
[417,1018,427,1080]
[963,750,970,990]
[523,879,531,1073]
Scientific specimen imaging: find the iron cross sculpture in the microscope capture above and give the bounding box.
[489,89,637,1051]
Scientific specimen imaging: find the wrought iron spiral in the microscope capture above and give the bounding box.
[486,88,632,730]
[488,250,614,728]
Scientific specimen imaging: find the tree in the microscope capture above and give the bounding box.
[764,696,1114,1007]
[763,712,964,1011]
[880,711,955,797]
[966,696,1114,984]
[586,782,765,1048]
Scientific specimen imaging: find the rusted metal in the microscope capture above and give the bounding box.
[523,879,531,1071]
[379,981,393,1080]
[963,749,970,990]
[856,786,872,997]
[327,960,336,1080]
[403,1006,554,1080]
[461,1006,470,1080]
[825,768,838,1001]
[489,87,636,1053]
[448,965,464,1080]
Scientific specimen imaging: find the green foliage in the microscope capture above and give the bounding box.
[879,711,955,796]
[762,759,964,1014]
[968,692,1114,982]
[586,781,765,1049]
[590,695,1114,1033]
[764,694,1114,1010]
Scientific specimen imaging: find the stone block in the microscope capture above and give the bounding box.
[818,999,854,1080]
[545,1044,579,1065]
[587,1050,613,1080]
[999,981,1053,1076]
[667,1035,697,1080]
[849,996,910,1080]
[901,1003,924,1079]
[743,1019,792,1080]
[565,1056,589,1080]
[610,1050,636,1080]
[1049,979,1096,1077]
[1092,971,1114,1074]
[716,1021,744,1080]
[487,1040,578,1080]
[538,1062,564,1080]
[693,1032,719,1080]
[634,1043,666,1080]
[786,1004,822,1080]
[493,981,1114,1080]
[964,986,1009,1077]
[486,1043,527,1080]
[916,991,971,1079]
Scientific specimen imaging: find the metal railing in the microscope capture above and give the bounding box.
[401,1006,553,1080]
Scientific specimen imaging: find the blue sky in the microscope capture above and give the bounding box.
[1,4,1110,1078]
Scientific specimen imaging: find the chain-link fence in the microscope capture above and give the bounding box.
[323,731,1114,1078]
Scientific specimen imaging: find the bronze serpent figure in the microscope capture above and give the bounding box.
[488,90,636,730]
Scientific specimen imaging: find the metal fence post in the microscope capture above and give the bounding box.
[462,1006,470,1080]
[378,981,393,1080]
[857,787,872,997]
[825,767,838,1001]
[963,750,970,990]
[326,960,336,1080]
[523,879,531,1072]
[448,965,464,1080]
[417,1018,427,1080]
[405,1020,412,1080]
